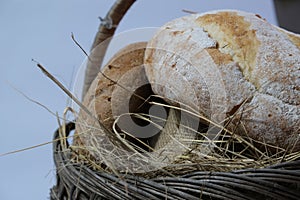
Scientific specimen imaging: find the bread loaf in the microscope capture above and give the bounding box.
[74,41,200,172]
[74,42,148,162]
[144,10,300,151]
[74,10,299,174]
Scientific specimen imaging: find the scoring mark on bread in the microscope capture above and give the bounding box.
[196,11,260,85]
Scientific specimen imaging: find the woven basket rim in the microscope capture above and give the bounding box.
[50,122,300,200]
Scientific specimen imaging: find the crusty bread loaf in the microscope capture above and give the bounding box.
[74,10,299,174]
[74,41,200,172]
[83,42,147,130]
[144,10,300,151]
[74,42,148,156]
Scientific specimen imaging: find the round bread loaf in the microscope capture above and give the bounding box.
[144,10,300,151]
[75,41,147,133]
[74,42,199,172]
[92,42,147,130]
[74,42,148,163]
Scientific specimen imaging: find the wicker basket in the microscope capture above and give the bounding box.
[50,122,300,200]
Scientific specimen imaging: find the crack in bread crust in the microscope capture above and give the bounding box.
[145,10,300,151]
[196,12,260,85]
[196,11,300,106]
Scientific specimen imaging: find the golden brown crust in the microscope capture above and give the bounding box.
[145,10,300,152]
[206,48,232,65]
[277,27,300,49]
[91,42,147,130]
[287,33,300,48]
[196,12,260,80]
[196,11,299,106]
[74,42,147,150]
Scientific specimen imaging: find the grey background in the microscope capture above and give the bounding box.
[0,1,276,199]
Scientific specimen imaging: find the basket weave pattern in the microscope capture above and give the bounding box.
[50,122,300,200]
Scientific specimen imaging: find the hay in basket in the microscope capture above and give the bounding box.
[50,122,300,200]
[50,0,300,199]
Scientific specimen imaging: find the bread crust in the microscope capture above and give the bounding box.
[88,42,147,129]
[145,10,300,151]
[75,42,200,170]
[74,42,147,153]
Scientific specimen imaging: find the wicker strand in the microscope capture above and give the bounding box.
[50,122,300,200]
